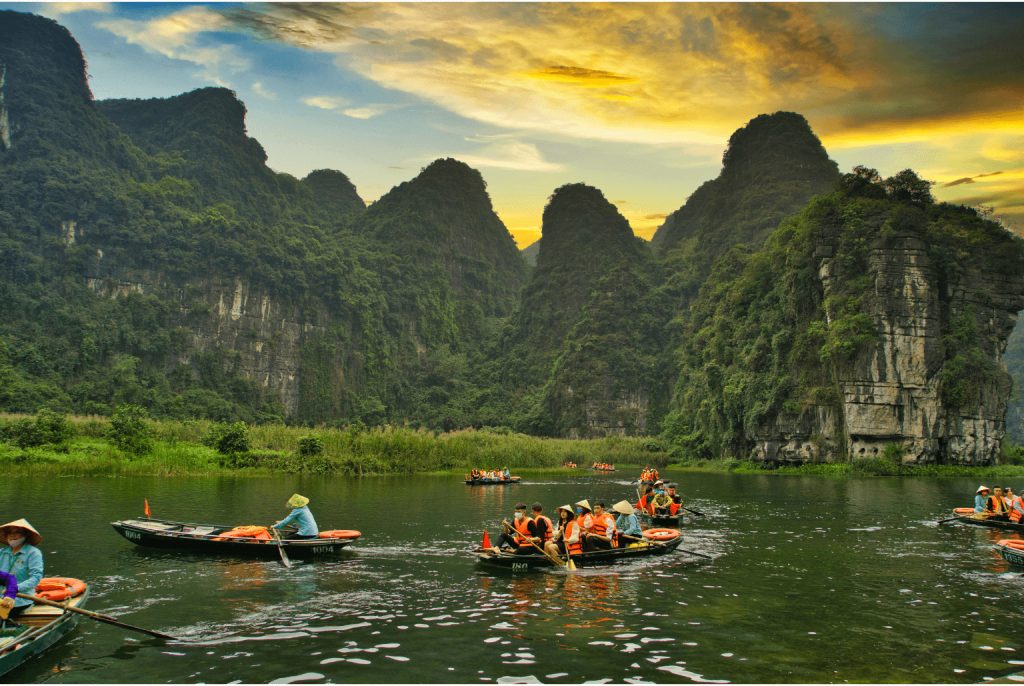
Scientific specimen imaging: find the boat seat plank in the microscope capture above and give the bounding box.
[122,520,177,531]
[180,526,217,536]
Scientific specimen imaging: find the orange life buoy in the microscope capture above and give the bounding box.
[953,508,975,515]
[642,528,680,541]
[35,577,87,601]
[998,539,1024,549]
[317,530,362,539]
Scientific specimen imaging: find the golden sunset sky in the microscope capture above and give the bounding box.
[20,2,1024,246]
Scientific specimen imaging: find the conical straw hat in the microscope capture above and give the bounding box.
[575,499,592,512]
[0,519,41,546]
[287,494,310,508]
[612,500,635,516]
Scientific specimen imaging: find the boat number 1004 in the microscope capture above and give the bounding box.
[123,530,142,541]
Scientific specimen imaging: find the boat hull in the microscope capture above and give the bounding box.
[465,477,521,485]
[997,542,1024,566]
[0,586,88,678]
[640,512,682,528]
[952,514,1024,532]
[111,518,356,559]
[476,536,682,572]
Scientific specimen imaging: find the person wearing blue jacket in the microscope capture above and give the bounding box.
[612,500,642,546]
[0,519,43,617]
[272,494,319,539]
[975,486,991,513]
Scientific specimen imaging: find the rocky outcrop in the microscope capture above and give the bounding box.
[0,64,10,151]
[751,218,1024,465]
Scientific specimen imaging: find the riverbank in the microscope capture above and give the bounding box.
[0,413,666,476]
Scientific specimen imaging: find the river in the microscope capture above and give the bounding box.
[1,472,1021,683]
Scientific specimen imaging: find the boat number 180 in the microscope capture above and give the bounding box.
[511,562,529,572]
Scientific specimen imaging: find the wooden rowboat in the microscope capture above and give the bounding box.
[476,535,682,571]
[591,466,616,472]
[464,476,521,485]
[995,539,1024,566]
[111,517,359,559]
[0,581,89,678]
[947,509,1024,532]
[640,511,682,528]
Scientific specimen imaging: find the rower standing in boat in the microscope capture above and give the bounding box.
[0,519,43,617]
[272,494,319,539]
[586,502,616,552]
[612,501,641,546]
[975,486,990,513]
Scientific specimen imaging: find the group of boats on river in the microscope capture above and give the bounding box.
[10,471,1024,679]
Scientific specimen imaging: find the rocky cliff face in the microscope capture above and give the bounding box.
[749,193,1024,465]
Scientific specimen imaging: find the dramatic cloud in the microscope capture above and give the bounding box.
[341,104,398,120]
[944,171,1004,188]
[39,2,111,18]
[98,7,249,86]
[302,95,348,112]
[456,140,564,172]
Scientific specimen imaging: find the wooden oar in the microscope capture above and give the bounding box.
[681,505,706,517]
[17,593,181,641]
[504,521,575,571]
[937,513,966,525]
[271,527,293,568]
[619,532,713,560]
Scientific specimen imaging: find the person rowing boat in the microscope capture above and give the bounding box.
[272,494,319,540]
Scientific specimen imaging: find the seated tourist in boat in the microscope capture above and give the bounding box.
[612,500,642,546]
[1011,490,1024,523]
[575,499,594,533]
[545,505,582,559]
[975,486,990,513]
[987,487,1010,520]
[666,483,683,515]
[651,484,674,516]
[531,503,553,547]
[585,502,616,551]
[1005,487,1016,510]
[503,467,511,480]
[496,503,532,551]
[637,485,655,515]
[0,519,43,616]
[272,494,319,539]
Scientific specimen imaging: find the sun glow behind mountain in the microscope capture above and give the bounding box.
[18,1,1024,244]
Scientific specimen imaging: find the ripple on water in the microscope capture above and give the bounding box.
[269,673,325,684]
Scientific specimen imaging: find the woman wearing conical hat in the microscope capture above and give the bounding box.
[0,519,43,617]
[271,494,319,540]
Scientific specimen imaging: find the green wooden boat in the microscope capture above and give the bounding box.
[0,582,89,678]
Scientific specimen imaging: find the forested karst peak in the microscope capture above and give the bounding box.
[302,169,365,215]
[536,183,644,270]
[720,111,837,181]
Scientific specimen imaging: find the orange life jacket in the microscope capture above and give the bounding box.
[534,514,553,542]
[591,513,615,539]
[577,512,594,533]
[1012,496,1024,522]
[513,515,535,547]
[563,520,583,555]
[989,495,1009,514]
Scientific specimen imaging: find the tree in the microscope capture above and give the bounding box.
[884,169,934,206]
[108,404,153,456]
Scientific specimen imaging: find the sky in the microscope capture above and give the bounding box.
[9,2,1024,246]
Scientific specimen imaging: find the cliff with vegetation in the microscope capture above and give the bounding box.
[3,11,1023,465]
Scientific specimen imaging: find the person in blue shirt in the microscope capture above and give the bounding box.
[975,486,991,513]
[272,494,319,539]
[0,519,43,617]
[612,500,642,546]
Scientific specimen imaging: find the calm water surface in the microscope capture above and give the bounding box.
[1,472,1022,683]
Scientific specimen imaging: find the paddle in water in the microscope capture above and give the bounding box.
[271,527,293,568]
[17,593,181,641]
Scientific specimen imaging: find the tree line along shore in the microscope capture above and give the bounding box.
[2,409,1024,479]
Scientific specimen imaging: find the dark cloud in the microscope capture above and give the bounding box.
[534,65,634,83]
[943,171,1004,187]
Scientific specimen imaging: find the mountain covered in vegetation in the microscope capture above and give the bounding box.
[3,10,1023,465]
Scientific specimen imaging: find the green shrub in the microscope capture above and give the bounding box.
[108,404,153,456]
[203,422,251,455]
[297,436,324,458]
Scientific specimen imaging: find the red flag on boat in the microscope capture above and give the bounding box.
[144,498,151,518]
[482,530,491,549]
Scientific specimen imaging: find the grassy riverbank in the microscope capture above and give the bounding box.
[0,413,667,477]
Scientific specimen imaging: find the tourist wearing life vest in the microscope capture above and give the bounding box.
[0,519,43,616]
[666,483,683,515]
[545,505,583,559]
[531,503,553,544]
[272,493,319,539]
[586,502,616,551]
[975,486,990,513]
[987,487,1010,520]
[575,500,594,534]
[1011,492,1024,523]
[1005,487,1016,511]
[637,485,655,515]
[496,503,532,551]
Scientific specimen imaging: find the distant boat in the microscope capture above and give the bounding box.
[111,517,360,559]
[464,476,521,485]
[591,464,616,472]
[0,579,89,678]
